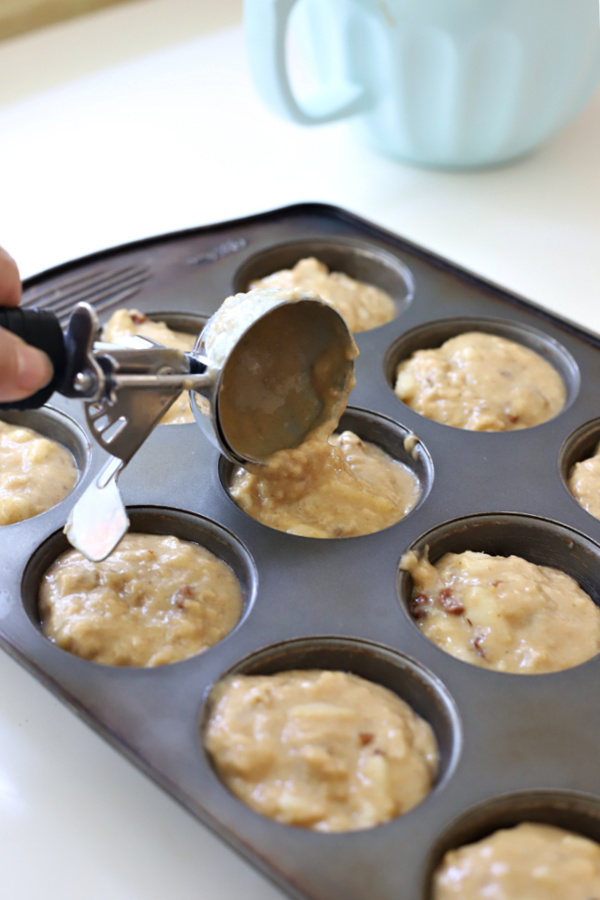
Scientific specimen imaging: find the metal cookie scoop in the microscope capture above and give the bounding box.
[0,289,357,559]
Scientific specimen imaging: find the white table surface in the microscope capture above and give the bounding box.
[1,2,599,897]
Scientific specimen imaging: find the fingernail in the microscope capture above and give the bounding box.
[16,344,53,392]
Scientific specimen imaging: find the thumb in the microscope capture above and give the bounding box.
[0,327,53,403]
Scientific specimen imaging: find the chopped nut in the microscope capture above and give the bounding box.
[410,593,431,620]
[438,588,465,615]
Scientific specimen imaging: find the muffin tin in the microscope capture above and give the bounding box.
[3,202,600,899]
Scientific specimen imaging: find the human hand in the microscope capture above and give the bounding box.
[0,246,53,403]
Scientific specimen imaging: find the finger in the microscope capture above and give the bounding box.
[0,327,53,403]
[0,246,22,307]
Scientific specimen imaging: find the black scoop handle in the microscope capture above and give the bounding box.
[0,306,68,410]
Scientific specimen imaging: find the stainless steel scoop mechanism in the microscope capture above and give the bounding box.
[0,292,356,560]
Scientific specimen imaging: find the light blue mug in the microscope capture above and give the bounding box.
[244,0,600,168]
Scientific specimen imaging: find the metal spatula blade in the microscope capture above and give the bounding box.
[64,458,129,561]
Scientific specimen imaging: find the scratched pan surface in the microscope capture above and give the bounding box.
[3,203,600,899]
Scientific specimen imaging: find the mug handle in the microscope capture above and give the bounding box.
[244,0,371,124]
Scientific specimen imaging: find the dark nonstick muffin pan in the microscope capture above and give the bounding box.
[2,203,600,900]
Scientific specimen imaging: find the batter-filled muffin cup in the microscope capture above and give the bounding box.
[202,637,458,833]
[561,419,600,521]
[101,308,207,424]
[398,514,600,674]
[433,822,600,898]
[0,409,86,526]
[386,318,577,432]
[249,257,396,333]
[224,409,431,538]
[234,238,414,333]
[32,509,254,667]
[428,790,600,900]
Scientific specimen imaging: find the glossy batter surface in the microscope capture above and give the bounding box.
[250,257,396,332]
[102,308,199,424]
[230,430,421,537]
[0,420,78,525]
[39,533,243,666]
[568,441,600,520]
[433,822,600,899]
[205,669,438,832]
[401,549,600,673]
[394,332,566,431]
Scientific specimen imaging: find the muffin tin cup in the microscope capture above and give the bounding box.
[397,511,600,614]
[218,405,434,535]
[384,314,581,418]
[423,789,600,899]
[0,405,90,485]
[200,635,462,788]
[3,203,600,898]
[0,406,91,534]
[22,505,258,641]
[233,235,415,330]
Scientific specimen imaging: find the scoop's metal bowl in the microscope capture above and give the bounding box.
[191,288,358,466]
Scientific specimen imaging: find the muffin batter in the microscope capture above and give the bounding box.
[394,331,566,430]
[39,533,243,666]
[205,669,438,832]
[102,308,200,424]
[250,257,396,332]
[401,549,600,673]
[433,822,600,899]
[230,430,421,537]
[0,419,78,525]
[568,441,600,520]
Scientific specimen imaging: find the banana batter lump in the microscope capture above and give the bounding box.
[394,331,566,431]
[401,549,600,673]
[250,257,396,332]
[230,430,421,537]
[433,822,600,899]
[102,308,200,424]
[0,419,78,525]
[205,669,438,832]
[39,533,243,666]
[568,441,600,520]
